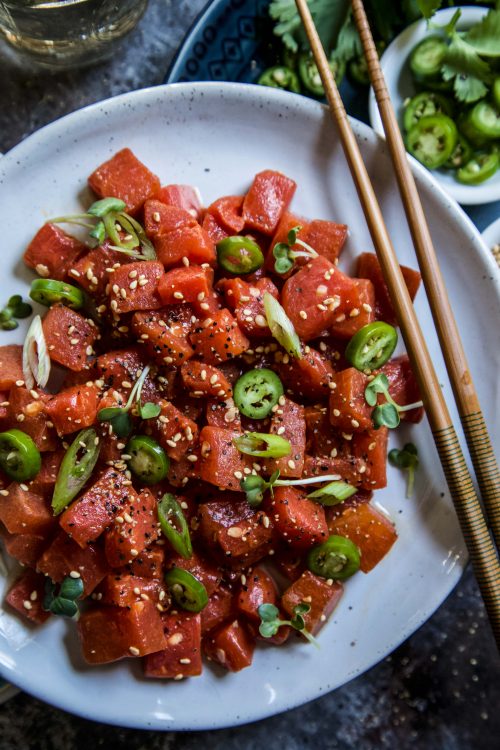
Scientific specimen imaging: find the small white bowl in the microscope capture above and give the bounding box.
[368,6,500,206]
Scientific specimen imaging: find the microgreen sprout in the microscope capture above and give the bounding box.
[272,225,318,274]
[0,294,32,331]
[240,470,352,507]
[364,373,423,430]
[258,602,319,648]
[97,365,160,437]
[43,575,84,619]
[51,196,156,261]
[388,443,419,498]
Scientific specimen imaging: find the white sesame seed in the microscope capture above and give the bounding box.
[227,526,243,538]
[168,633,184,645]
[69,570,81,579]
[23,600,33,610]
[129,646,140,656]
[255,314,267,327]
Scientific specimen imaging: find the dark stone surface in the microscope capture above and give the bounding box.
[0,0,498,746]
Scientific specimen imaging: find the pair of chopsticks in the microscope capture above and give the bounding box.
[294,0,500,648]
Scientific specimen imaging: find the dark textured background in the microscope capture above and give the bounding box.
[0,0,498,746]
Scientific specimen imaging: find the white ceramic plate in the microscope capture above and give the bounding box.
[368,6,500,206]
[0,82,499,730]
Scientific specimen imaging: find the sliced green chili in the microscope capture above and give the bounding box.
[345,321,398,372]
[307,535,361,580]
[164,567,208,612]
[216,236,264,275]
[0,429,41,482]
[233,368,284,419]
[52,428,100,515]
[126,435,169,485]
[158,493,192,559]
[30,279,84,310]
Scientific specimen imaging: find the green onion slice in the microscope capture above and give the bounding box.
[263,292,302,359]
[233,432,291,458]
[22,314,51,390]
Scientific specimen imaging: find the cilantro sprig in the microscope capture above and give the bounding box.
[272,225,318,274]
[97,364,161,437]
[389,443,419,498]
[429,7,500,103]
[240,470,353,507]
[365,373,423,430]
[258,602,319,647]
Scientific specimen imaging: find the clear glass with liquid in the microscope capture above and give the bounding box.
[0,0,148,67]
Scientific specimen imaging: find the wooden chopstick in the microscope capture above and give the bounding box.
[294,0,500,648]
[350,0,500,563]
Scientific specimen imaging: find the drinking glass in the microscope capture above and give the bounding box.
[0,0,148,68]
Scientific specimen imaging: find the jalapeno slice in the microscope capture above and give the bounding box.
[409,36,448,84]
[216,236,264,275]
[52,428,100,515]
[406,114,458,169]
[465,101,500,140]
[233,368,284,419]
[345,321,398,372]
[457,152,499,185]
[444,133,473,169]
[348,42,385,87]
[307,535,361,580]
[126,435,169,485]
[30,279,84,310]
[298,51,345,97]
[0,429,41,482]
[157,493,192,559]
[258,66,301,93]
[403,92,453,133]
[164,567,208,612]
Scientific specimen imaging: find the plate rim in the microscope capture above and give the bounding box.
[0,81,498,730]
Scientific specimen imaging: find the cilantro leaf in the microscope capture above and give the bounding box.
[441,34,490,103]
[335,11,362,64]
[464,9,500,58]
[269,0,350,54]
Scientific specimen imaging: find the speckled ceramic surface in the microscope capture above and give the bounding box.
[0,81,499,730]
